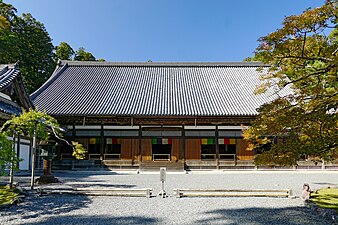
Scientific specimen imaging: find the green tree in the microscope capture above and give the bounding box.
[2,109,86,160]
[0,1,55,93]
[0,1,15,29]
[56,44,105,62]
[243,0,338,166]
[0,1,19,64]
[2,109,86,185]
[15,13,55,93]
[243,54,265,62]
[55,42,75,60]
[0,132,17,176]
[74,47,96,61]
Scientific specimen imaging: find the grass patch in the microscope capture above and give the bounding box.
[0,185,19,205]
[311,188,338,213]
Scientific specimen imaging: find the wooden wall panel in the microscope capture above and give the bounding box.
[119,139,132,160]
[171,139,180,161]
[237,139,253,160]
[131,139,139,161]
[141,139,152,161]
[185,139,201,160]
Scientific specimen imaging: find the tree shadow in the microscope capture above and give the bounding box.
[50,171,120,182]
[313,182,337,186]
[1,194,91,223]
[196,207,334,225]
[5,170,140,190]
[53,170,120,177]
[24,215,159,225]
[312,194,338,210]
[40,179,139,189]
[70,183,137,188]
[51,171,136,182]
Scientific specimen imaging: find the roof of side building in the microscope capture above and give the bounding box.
[0,63,21,90]
[0,64,34,117]
[31,60,291,117]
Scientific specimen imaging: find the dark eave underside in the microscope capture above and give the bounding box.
[54,114,256,126]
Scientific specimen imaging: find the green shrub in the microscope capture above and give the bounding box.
[0,185,19,205]
[311,188,338,213]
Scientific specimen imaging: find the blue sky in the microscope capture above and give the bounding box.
[6,0,324,62]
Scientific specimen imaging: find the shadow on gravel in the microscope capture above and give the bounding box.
[0,194,91,223]
[313,182,337,186]
[0,171,124,188]
[52,171,119,179]
[71,183,137,188]
[197,207,333,225]
[51,171,134,184]
[23,215,159,225]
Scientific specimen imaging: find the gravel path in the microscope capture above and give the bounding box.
[1,170,337,224]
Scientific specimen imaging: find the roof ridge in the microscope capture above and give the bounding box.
[59,60,269,67]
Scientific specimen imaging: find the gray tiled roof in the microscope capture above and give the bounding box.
[0,64,22,116]
[0,97,21,115]
[0,64,34,115]
[31,61,291,117]
[0,63,20,91]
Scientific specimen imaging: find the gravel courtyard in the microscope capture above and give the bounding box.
[1,170,337,225]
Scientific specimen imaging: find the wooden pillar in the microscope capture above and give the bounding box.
[215,125,219,170]
[100,124,104,160]
[182,125,186,163]
[72,124,76,138]
[138,125,142,162]
[71,124,76,161]
[130,138,133,162]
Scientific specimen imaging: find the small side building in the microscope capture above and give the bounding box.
[0,63,34,170]
[31,61,291,170]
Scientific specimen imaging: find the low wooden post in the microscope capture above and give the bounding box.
[288,189,293,198]
[174,189,181,198]
[146,189,151,198]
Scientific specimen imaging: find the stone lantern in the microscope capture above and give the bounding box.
[36,142,58,184]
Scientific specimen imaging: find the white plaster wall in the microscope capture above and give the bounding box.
[19,144,30,170]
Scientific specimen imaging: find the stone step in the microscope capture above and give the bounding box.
[140,161,185,172]
[102,160,136,166]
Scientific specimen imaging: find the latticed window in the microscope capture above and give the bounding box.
[201,138,216,160]
[151,138,172,161]
[105,138,121,159]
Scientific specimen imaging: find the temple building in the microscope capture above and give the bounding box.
[31,60,291,171]
[0,63,34,170]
